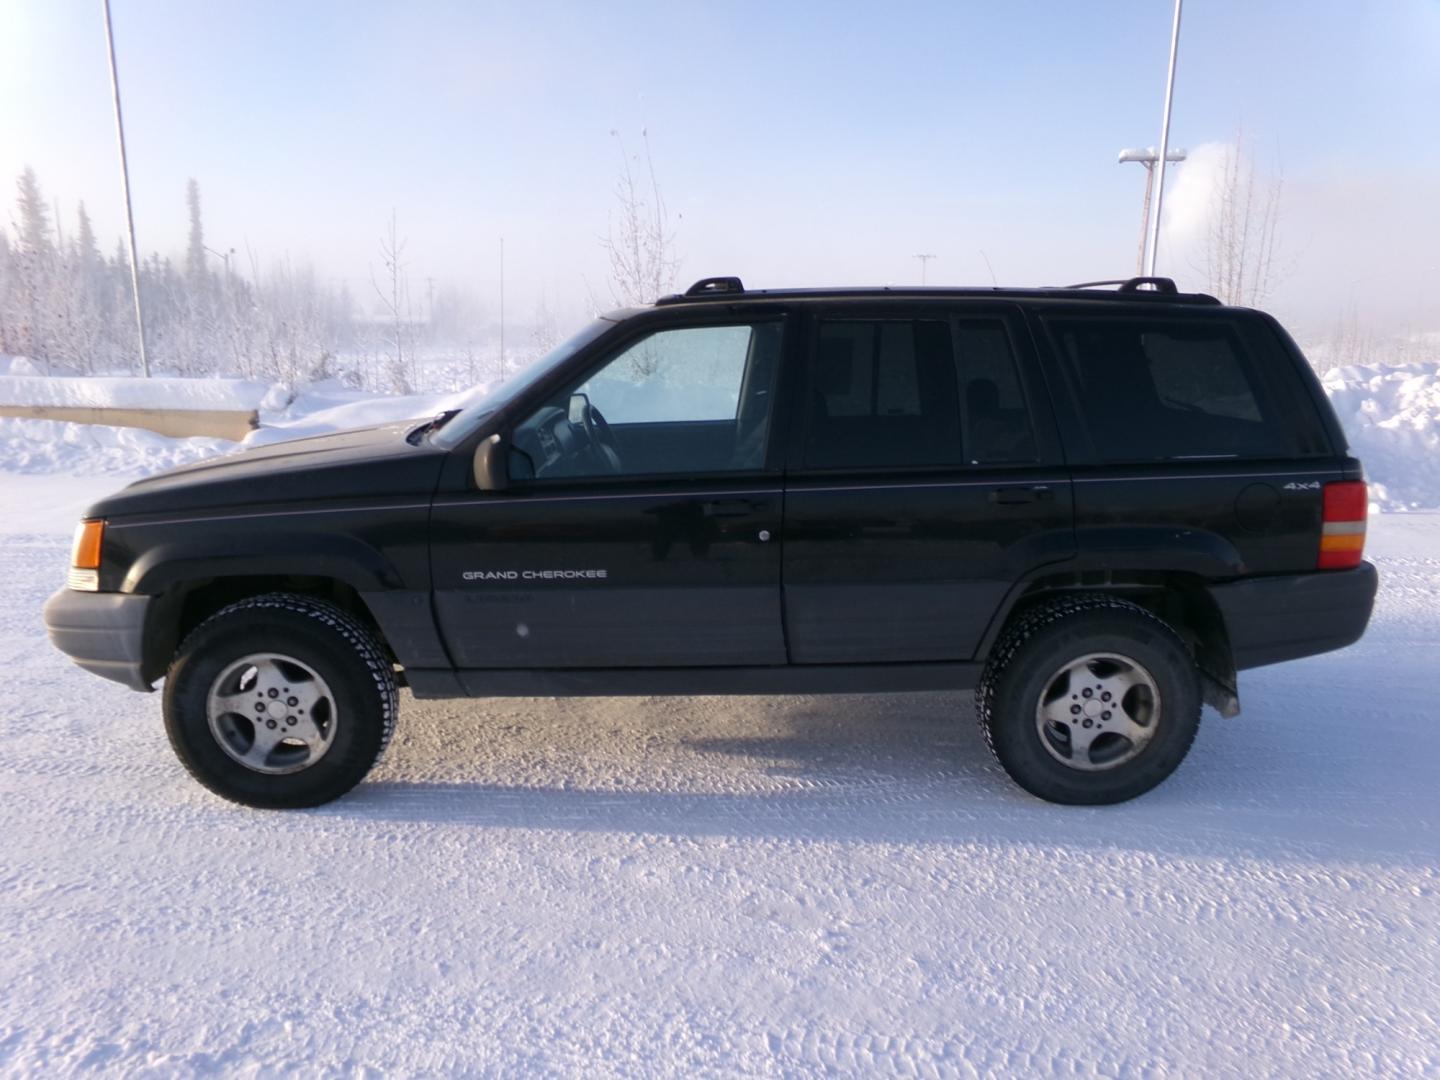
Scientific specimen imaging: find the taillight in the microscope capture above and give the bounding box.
[1318,481,1367,570]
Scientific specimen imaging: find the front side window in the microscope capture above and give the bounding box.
[510,322,783,481]
[1048,317,1294,461]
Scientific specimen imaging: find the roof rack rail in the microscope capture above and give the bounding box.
[1066,276,1178,294]
[685,276,744,296]
[656,276,746,305]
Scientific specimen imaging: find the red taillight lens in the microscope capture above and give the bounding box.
[1318,481,1367,570]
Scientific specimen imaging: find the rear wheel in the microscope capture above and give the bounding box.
[163,594,396,808]
[977,595,1201,805]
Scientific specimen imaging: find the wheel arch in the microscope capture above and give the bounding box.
[977,569,1239,717]
[141,574,388,687]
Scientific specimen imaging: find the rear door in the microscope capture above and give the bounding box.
[780,304,1075,663]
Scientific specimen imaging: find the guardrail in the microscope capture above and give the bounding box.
[0,404,258,442]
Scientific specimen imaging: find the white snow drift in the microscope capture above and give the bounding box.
[1322,361,1440,510]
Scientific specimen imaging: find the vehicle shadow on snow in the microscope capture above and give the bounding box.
[322,662,1440,868]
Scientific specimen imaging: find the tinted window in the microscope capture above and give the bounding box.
[804,317,1036,470]
[1050,317,1295,462]
[956,320,1036,464]
[511,322,782,481]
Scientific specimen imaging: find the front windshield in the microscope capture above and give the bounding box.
[430,317,615,449]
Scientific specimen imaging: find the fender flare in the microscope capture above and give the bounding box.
[122,532,403,595]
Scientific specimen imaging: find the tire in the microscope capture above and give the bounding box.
[977,595,1201,805]
[163,593,397,808]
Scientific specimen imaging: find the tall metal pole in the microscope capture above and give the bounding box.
[102,0,150,377]
[1136,163,1155,275]
[913,253,936,285]
[498,237,505,380]
[1143,0,1183,278]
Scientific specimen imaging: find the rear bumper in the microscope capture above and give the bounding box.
[1210,561,1378,671]
[42,589,155,692]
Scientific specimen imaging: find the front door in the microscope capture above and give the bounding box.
[781,306,1075,663]
[431,317,789,668]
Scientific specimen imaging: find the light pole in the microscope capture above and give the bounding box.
[203,244,235,282]
[913,253,937,285]
[498,237,506,380]
[1118,147,1187,275]
[102,0,149,377]
[1144,0,1184,278]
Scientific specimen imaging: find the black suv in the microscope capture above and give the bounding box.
[43,276,1378,808]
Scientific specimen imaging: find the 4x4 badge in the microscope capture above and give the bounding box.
[1282,481,1321,491]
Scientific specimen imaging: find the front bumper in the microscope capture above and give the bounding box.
[42,589,155,691]
[1210,561,1379,671]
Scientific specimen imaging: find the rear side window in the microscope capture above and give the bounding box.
[804,317,1037,470]
[955,320,1036,464]
[1048,317,1300,462]
[807,320,959,468]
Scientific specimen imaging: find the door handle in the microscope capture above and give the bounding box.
[989,484,1053,505]
[703,499,761,517]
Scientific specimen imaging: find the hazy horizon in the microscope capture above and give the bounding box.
[4,0,1438,345]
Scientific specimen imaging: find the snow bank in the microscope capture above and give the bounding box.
[1323,361,1440,510]
[0,373,271,411]
[245,379,481,447]
[0,417,235,477]
[1,361,1437,512]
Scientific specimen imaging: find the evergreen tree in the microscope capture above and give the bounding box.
[185,178,207,284]
[75,202,102,271]
[15,168,53,256]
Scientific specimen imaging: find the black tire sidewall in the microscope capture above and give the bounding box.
[164,606,386,808]
[987,610,1201,805]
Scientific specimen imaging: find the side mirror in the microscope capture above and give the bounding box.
[472,432,508,491]
[567,392,590,425]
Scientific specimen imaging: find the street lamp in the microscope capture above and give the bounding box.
[203,244,236,281]
[913,253,937,285]
[1142,0,1184,278]
[102,0,149,377]
[1118,147,1186,275]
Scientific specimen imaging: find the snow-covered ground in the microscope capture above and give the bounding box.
[1,480,1438,1074]
[1,363,1438,1074]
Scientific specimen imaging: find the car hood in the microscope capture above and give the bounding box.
[86,420,451,520]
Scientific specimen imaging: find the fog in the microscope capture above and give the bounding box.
[2,1,1438,365]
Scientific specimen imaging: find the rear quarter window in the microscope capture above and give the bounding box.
[1045,314,1322,463]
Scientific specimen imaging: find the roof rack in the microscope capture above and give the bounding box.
[655,276,745,305]
[686,276,745,296]
[654,275,1219,306]
[1065,276,1178,294]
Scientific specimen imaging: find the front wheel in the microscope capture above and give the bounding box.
[977,596,1201,805]
[163,594,397,808]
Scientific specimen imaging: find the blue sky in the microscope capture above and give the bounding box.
[2,0,1438,336]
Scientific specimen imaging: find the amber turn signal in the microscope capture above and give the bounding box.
[71,519,105,570]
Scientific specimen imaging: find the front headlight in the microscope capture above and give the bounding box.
[68,519,105,591]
